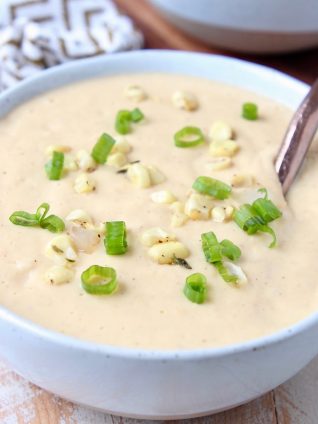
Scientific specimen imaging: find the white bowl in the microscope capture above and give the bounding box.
[150,0,318,53]
[0,50,316,419]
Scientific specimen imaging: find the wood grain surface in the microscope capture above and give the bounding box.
[2,0,318,422]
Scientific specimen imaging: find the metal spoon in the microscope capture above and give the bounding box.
[275,79,318,196]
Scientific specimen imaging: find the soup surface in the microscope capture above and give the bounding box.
[1,73,317,350]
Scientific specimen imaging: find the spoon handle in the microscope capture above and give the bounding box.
[275,79,318,196]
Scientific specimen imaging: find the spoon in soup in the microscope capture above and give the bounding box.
[275,79,318,195]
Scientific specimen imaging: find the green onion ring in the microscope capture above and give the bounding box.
[81,265,117,295]
[183,273,207,304]
[174,126,204,148]
[242,102,258,120]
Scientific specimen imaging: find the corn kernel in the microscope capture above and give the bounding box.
[66,209,93,228]
[209,140,239,157]
[170,201,189,227]
[76,150,97,172]
[46,145,71,155]
[124,85,147,102]
[45,235,77,264]
[69,225,101,253]
[184,193,214,220]
[141,227,176,247]
[74,173,96,194]
[44,265,74,285]
[111,138,132,154]
[147,165,166,185]
[148,241,190,264]
[127,163,151,188]
[207,157,232,172]
[64,153,78,172]
[150,190,176,204]
[107,152,128,169]
[231,174,256,188]
[225,206,234,220]
[209,121,233,141]
[172,91,199,111]
[211,206,226,223]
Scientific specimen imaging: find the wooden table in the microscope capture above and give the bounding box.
[2,1,318,422]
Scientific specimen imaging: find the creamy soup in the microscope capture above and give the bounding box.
[1,73,317,350]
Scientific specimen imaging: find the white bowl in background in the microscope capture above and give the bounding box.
[150,0,318,53]
[0,50,316,419]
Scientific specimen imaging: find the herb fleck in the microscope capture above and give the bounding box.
[172,255,192,269]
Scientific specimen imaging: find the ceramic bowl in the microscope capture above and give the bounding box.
[150,0,318,53]
[0,50,316,419]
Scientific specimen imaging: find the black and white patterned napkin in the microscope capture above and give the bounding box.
[0,0,143,91]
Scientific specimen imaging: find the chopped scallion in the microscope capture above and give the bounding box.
[192,176,231,200]
[183,273,207,304]
[115,110,132,135]
[81,265,117,295]
[252,188,282,224]
[104,221,128,255]
[9,203,65,233]
[45,151,64,180]
[130,108,144,123]
[201,231,242,284]
[91,133,116,164]
[242,102,258,120]
[115,108,144,135]
[233,189,282,248]
[174,126,204,148]
[220,239,241,261]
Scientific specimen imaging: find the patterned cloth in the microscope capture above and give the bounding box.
[0,0,143,91]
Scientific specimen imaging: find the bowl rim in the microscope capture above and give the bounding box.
[0,49,314,361]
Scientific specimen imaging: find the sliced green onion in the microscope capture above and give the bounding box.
[193,176,231,200]
[91,132,116,164]
[183,273,207,304]
[252,189,282,223]
[202,232,223,263]
[115,108,144,135]
[130,108,144,123]
[40,215,65,233]
[234,205,277,248]
[104,221,128,255]
[233,204,265,235]
[81,265,117,295]
[234,188,282,248]
[115,110,132,135]
[214,262,238,284]
[9,211,38,227]
[174,126,204,148]
[242,102,258,120]
[9,203,64,233]
[201,232,242,283]
[45,151,64,180]
[220,239,241,261]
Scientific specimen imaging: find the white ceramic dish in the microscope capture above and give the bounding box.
[150,0,318,53]
[0,50,316,419]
